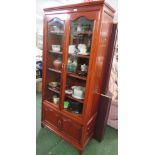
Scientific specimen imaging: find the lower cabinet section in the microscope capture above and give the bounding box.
[62,116,82,142]
[42,103,83,143]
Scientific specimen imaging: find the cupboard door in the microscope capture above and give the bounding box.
[43,15,68,110]
[62,116,83,142]
[43,105,61,129]
[63,12,98,116]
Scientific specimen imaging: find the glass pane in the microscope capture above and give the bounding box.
[64,17,94,115]
[44,18,65,108]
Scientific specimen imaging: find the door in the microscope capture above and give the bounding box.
[43,103,62,130]
[62,12,99,118]
[42,14,69,110]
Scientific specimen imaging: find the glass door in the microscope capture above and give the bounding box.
[44,17,65,109]
[63,16,95,116]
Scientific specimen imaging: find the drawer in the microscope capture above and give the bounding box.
[43,105,62,130]
[62,116,83,142]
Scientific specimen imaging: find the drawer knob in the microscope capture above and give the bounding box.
[57,120,62,128]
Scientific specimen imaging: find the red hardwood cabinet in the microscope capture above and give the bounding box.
[41,1,115,154]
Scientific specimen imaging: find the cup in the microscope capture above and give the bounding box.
[81,64,88,72]
[53,95,60,104]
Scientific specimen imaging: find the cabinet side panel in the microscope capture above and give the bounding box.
[90,6,113,117]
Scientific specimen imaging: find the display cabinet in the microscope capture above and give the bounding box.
[42,1,115,154]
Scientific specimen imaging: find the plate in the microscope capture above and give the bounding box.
[78,52,89,55]
[65,90,73,95]
[72,94,84,100]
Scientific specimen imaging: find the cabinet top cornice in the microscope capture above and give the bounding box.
[43,1,115,13]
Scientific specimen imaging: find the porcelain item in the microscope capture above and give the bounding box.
[53,95,60,104]
[81,64,88,72]
[78,44,87,54]
[49,82,59,88]
[72,86,85,99]
[77,25,82,32]
[67,63,77,72]
[65,89,73,95]
[52,45,61,52]
[53,59,62,70]
[50,26,60,32]
[69,45,76,54]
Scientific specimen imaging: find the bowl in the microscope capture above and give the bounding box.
[49,82,59,88]
[52,45,61,52]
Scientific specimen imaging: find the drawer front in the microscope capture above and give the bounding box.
[43,105,62,130]
[62,116,83,142]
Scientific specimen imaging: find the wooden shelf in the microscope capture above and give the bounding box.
[68,73,87,81]
[48,87,60,94]
[48,68,61,74]
[49,31,64,35]
[65,94,84,104]
[73,31,92,36]
[44,100,59,109]
[69,53,90,59]
[49,50,63,55]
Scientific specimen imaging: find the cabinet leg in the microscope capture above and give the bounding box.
[78,150,83,155]
[41,123,44,128]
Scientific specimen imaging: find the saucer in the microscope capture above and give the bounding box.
[78,52,89,55]
[65,89,73,95]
